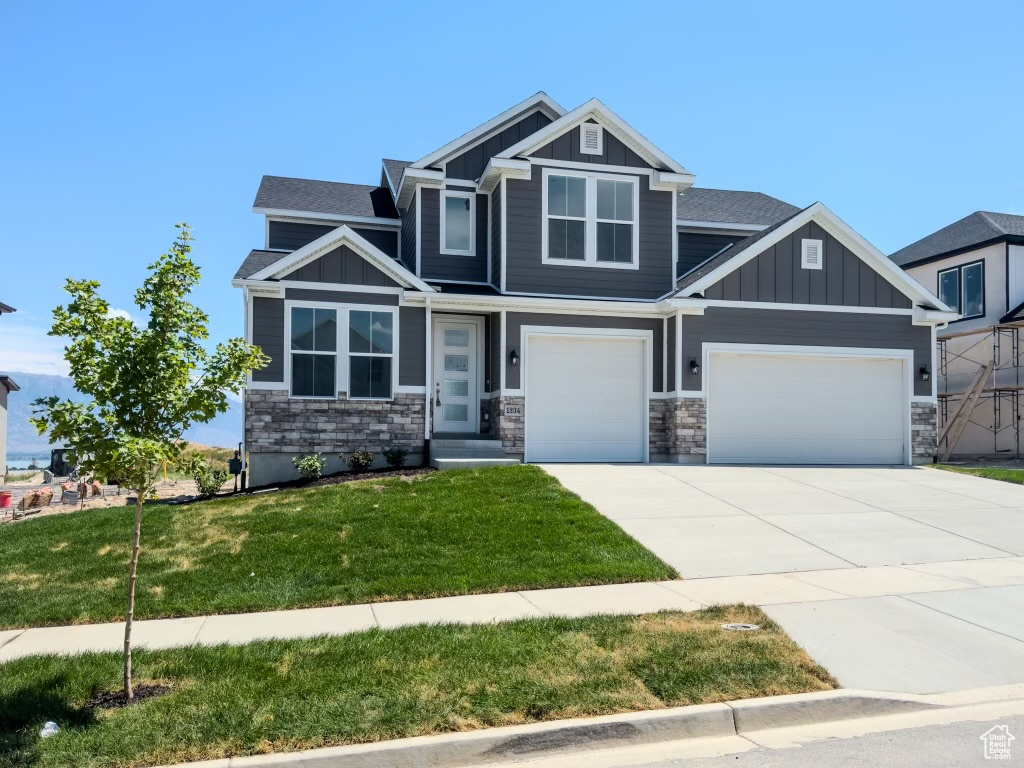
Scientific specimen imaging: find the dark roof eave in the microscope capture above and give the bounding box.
[0,375,19,392]
[895,234,1024,270]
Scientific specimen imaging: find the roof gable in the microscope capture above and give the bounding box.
[890,211,1024,266]
[676,203,951,311]
[280,244,399,287]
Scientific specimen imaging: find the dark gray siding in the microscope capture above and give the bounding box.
[704,222,912,309]
[419,188,489,282]
[679,307,932,396]
[678,232,743,278]
[281,245,400,287]
[505,313,663,391]
[400,192,417,272]
[268,220,398,257]
[528,122,654,168]
[489,311,501,392]
[666,318,675,391]
[505,168,674,299]
[283,288,399,306]
[399,307,425,386]
[490,184,502,287]
[445,110,554,181]
[252,297,284,382]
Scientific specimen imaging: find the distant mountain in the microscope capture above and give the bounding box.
[3,372,242,453]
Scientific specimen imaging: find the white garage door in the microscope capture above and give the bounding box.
[708,352,907,465]
[526,335,646,462]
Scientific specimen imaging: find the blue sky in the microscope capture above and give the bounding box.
[2,1,1023,375]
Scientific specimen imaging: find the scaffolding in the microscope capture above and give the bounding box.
[937,321,1024,457]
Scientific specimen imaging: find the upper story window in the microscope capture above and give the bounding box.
[290,307,337,398]
[542,169,639,270]
[440,190,475,256]
[938,260,984,319]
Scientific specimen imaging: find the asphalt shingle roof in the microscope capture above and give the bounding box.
[890,211,1024,266]
[677,188,800,227]
[675,205,811,292]
[253,176,398,219]
[234,249,291,280]
[382,159,413,194]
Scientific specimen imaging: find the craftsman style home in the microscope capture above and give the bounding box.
[892,211,1024,456]
[234,93,955,483]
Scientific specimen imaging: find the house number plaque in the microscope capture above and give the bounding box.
[504,405,523,416]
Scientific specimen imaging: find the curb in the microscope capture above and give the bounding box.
[152,688,954,768]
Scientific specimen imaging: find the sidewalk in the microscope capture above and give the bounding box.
[3,558,1024,670]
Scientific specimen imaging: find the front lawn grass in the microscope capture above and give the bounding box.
[0,466,674,629]
[935,465,1024,484]
[0,606,837,768]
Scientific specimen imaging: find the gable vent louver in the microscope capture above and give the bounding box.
[580,123,603,155]
[801,238,823,270]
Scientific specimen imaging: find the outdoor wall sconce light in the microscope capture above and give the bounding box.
[689,359,700,376]
[919,365,930,382]
[510,348,519,367]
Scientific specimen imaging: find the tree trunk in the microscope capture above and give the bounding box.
[123,492,144,700]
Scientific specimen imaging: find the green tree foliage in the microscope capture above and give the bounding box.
[31,224,268,699]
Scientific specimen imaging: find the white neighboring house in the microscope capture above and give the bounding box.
[0,301,18,478]
[892,212,1024,456]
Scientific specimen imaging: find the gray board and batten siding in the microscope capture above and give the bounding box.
[250,297,426,388]
[445,110,554,181]
[400,193,417,272]
[702,222,912,309]
[678,232,742,278]
[528,120,655,169]
[678,307,932,397]
[490,182,502,287]
[419,188,489,283]
[268,220,399,258]
[504,168,674,299]
[279,245,400,287]
[503,313,664,391]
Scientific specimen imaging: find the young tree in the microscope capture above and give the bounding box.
[32,224,268,701]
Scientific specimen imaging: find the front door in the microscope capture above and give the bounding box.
[433,319,479,433]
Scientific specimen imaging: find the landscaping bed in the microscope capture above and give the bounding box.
[0,607,837,768]
[0,465,675,629]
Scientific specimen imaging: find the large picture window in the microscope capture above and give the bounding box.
[440,191,475,256]
[349,310,393,399]
[290,307,337,398]
[938,261,985,320]
[543,170,638,269]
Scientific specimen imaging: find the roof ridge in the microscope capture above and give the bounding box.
[262,174,378,190]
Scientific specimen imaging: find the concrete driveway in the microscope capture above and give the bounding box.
[543,464,1024,694]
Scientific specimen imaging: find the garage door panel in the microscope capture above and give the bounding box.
[526,336,646,463]
[709,352,906,465]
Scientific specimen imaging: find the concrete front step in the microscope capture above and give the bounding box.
[431,448,509,459]
[431,457,522,470]
[431,438,504,450]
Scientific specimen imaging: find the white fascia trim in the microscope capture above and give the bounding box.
[412,92,566,170]
[403,291,699,317]
[277,281,406,295]
[495,98,691,176]
[231,279,285,296]
[914,307,961,325]
[248,225,436,293]
[397,169,444,211]
[254,208,400,228]
[701,299,916,316]
[479,158,532,194]
[678,203,954,312]
[267,214,400,232]
[650,171,696,192]
[676,219,766,232]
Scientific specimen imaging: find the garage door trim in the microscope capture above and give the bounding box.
[703,342,913,466]
[522,326,653,463]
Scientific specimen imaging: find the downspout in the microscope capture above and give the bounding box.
[423,295,432,467]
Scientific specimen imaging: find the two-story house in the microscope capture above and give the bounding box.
[892,211,1024,455]
[234,92,955,483]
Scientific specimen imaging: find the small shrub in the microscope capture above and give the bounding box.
[292,453,326,480]
[382,447,408,468]
[345,451,376,473]
[187,458,229,498]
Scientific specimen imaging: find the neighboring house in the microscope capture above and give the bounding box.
[892,211,1024,455]
[0,302,18,476]
[234,92,954,483]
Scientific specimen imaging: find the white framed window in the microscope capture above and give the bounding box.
[440,190,476,256]
[348,310,394,399]
[938,260,985,320]
[580,123,603,155]
[801,238,823,270]
[541,168,640,270]
[289,306,337,398]
[285,302,398,401]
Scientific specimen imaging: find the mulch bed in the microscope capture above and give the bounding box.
[240,466,436,495]
[88,683,172,709]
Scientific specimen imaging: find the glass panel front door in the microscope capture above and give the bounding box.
[433,319,479,433]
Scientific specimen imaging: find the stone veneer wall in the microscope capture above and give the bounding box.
[911,401,937,463]
[650,397,707,462]
[494,396,525,458]
[245,390,425,455]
